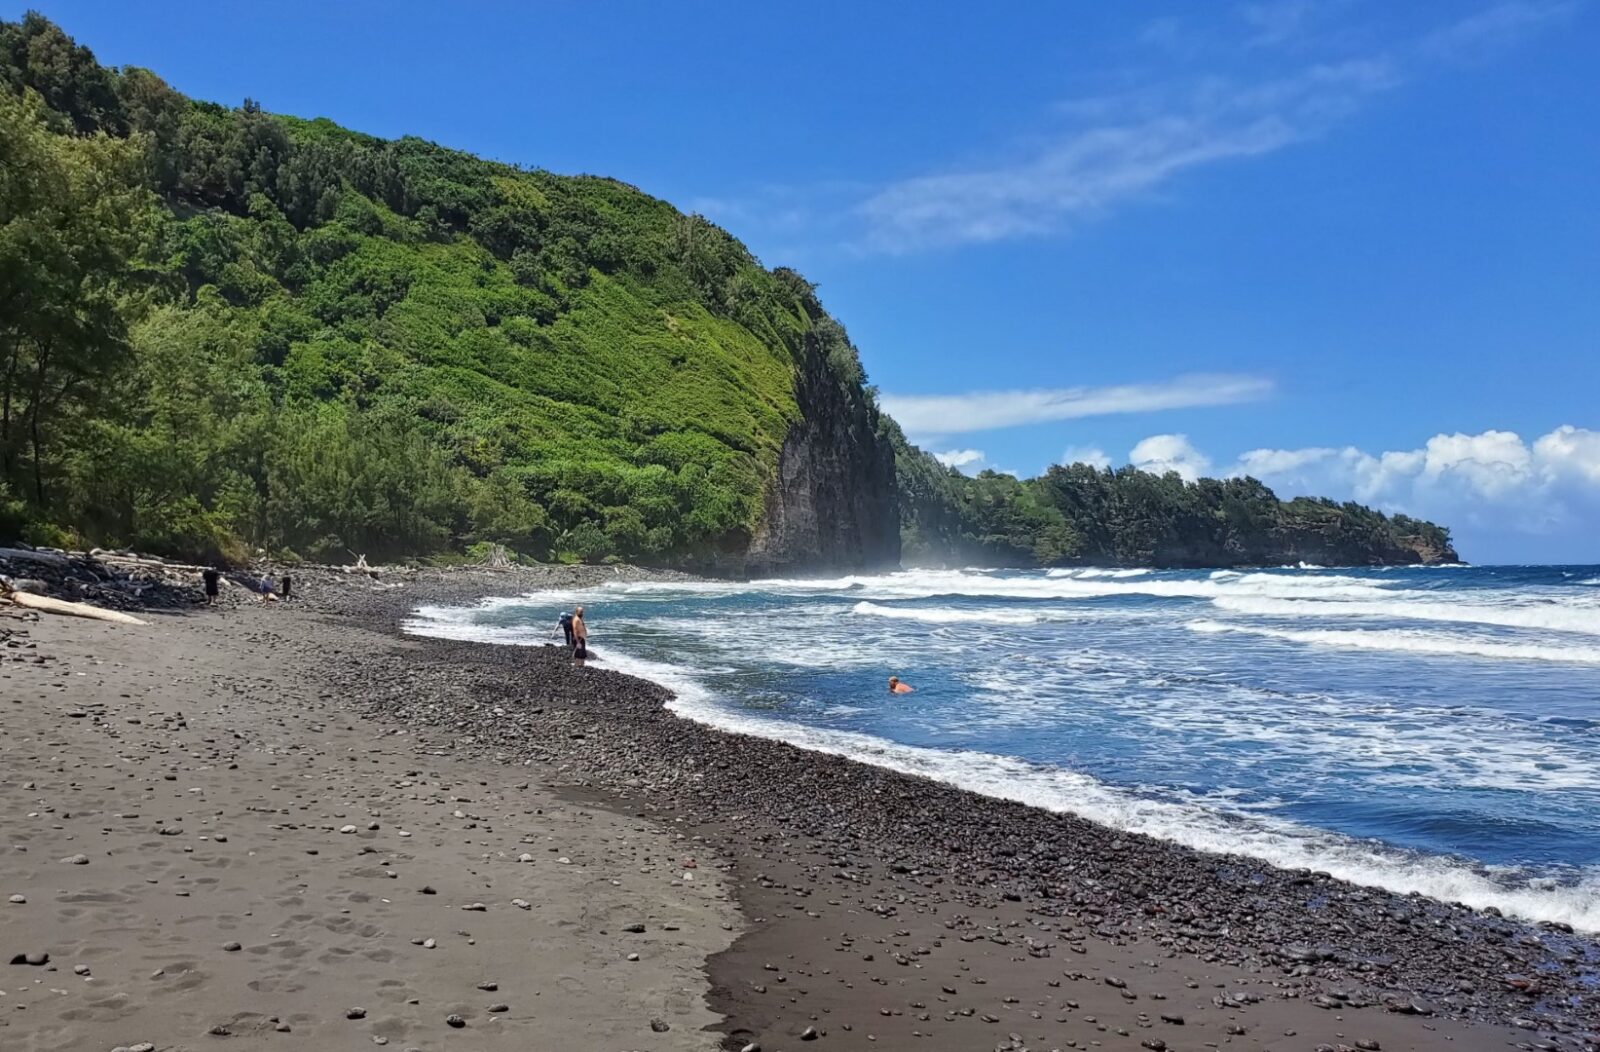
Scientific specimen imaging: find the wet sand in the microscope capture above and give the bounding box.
[2,566,1595,1051]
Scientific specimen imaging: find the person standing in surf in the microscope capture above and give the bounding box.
[571,605,589,659]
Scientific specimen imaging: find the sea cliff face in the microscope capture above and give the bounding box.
[741,332,900,577]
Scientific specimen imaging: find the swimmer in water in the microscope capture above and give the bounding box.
[887,676,915,694]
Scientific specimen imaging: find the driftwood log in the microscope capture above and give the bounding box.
[0,584,149,625]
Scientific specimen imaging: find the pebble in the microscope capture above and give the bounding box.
[7,894,25,904]
[446,1013,466,1028]
[347,1007,367,1019]
[61,853,89,865]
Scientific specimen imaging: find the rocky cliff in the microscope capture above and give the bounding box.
[741,332,900,577]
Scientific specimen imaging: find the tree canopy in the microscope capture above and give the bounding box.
[0,12,877,565]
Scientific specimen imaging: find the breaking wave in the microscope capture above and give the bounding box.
[1189,619,1600,666]
[587,647,1600,932]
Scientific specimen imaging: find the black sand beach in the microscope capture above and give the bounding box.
[3,563,1596,1051]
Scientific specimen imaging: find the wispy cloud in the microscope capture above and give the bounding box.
[1420,0,1577,63]
[1239,0,1327,48]
[856,58,1396,252]
[882,373,1272,437]
[689,4,1571,262]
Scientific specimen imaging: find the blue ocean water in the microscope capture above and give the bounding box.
[407,564,1600,930]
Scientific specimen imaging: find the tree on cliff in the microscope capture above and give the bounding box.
[0,13,891,567]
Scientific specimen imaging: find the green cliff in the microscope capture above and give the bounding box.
[1,13,1453,572]
[0,13,898,570]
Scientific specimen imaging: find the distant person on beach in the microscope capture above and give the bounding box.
[280,573,292,600]
[558,611,575,647]
[258,573,276,602]
[572,606,588,656]
[888,676,914,694]
[202,568,220,606]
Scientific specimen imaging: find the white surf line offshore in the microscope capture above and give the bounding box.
[403,603,1600,933]
[1189,620,1600,666]
[1212,595,1600,637]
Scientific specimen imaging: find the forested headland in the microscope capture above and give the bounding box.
[0,14,1456,570]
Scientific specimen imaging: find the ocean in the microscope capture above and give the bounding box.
[406,563,1600,932]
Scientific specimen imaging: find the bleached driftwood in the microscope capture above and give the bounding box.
[0,587,148,625]
[89,550,210,573]
[0,547,70,567]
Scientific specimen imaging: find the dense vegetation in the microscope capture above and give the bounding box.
[1,13,878,565]
[891,428,1456,568]
[1,14,1453,571]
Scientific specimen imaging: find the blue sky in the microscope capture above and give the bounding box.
[13,1,1599,562]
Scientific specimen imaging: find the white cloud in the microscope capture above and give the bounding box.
[882,373,1272,437]
[1534,425,1600,485]
[1228,426,1600,556]
[700,4,1565,259]
[933,448,986,470]
[1240,0,1324,48]
[1419,1,1576,63]
[1131,433,1213,481]
[857,59,1397,252]
[1060,445,1112,469]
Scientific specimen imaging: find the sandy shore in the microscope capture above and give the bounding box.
[3,565,1596,1052]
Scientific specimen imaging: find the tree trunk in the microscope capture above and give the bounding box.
[29,341,50,507]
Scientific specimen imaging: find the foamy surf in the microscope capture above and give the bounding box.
[580,644,1600,933]
[852,600,1047,625]
[404,562,1600,934]
[1211,595,1600,636]
[1189,619,1600,665]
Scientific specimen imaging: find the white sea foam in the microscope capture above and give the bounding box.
[1189,619,1600,665]
[1047,567,1151,579]
[852,601,1046,625]
[581,645,1600,933]
[542,568,1402,604]
[1212,595,1600,636]
[403,571,1600,933]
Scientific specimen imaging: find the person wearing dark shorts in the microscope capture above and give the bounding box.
[558,611,574,647]
[202,568,220,605]
[280,574,292,600]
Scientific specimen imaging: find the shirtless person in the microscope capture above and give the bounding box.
[888,676,914,694]
[571,605,589,659]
